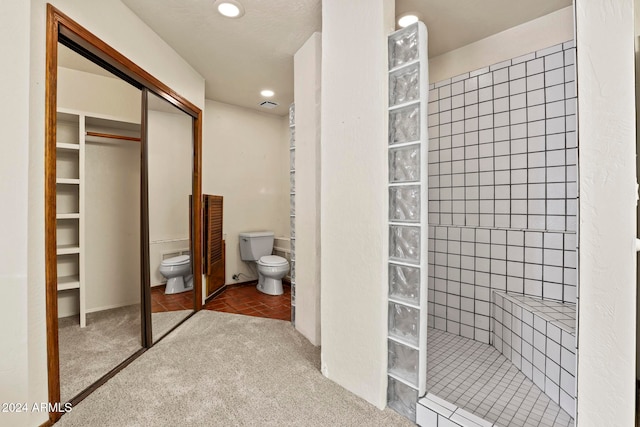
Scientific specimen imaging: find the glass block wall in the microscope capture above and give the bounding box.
[289,103,296,326]
[386,22,429,422]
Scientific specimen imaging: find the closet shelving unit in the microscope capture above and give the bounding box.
[56,110,85,325]
[55,108,141,327]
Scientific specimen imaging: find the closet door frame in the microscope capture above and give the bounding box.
[44,4,203,424]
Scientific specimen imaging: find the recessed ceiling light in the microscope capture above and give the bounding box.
[215,0,245,18]
[398,14,419,28]
[260,89,275,98]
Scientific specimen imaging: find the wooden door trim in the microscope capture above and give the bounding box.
[193,110,203,311]
[45,5,60,420]
[45,4,203,423]
[55,18,199,118]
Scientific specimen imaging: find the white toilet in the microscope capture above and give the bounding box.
[239,231,289,295]
[159,254,193,295]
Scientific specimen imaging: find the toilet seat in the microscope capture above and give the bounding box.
[161,254,190,267]
[257,255,288,267]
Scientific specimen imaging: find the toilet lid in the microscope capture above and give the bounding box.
[258,255,288,266]
[161,254,190,266]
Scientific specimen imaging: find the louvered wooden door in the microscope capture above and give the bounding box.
[203,195,225,297]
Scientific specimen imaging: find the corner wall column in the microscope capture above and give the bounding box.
[575,0,636,424]
[320,0,395,409]
[293,32,322,345]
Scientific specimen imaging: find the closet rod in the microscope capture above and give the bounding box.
[86,131,141,142]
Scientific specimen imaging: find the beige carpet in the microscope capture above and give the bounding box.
[59,305,143,403]
[152,309,192,342]
[59,306,193,402]
[57,310,412,426]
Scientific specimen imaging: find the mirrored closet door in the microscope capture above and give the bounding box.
[46,7,202,418]
[56,44,144,403]
[144,90,195,343]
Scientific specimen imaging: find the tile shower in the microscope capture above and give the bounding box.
[386,23,579,427]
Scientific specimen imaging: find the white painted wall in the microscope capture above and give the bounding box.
[0,2,31,426]
[84,136,141,312]
[429,6,574,83]
[202,100,289,285]
[293,32,322,346]
[58,67,141,123]
[0,1,206,425]
[320,0,394,409]
[575,0,637,425]
[148,107,193,286]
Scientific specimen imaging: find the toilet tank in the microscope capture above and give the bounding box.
[239,231,275,261]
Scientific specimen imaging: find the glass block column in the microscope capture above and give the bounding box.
[387,22,429,422]
[289,103,296,326]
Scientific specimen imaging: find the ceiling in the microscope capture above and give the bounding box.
[399,0,572,57]
[122,0,322,116]
[64,0,572,117]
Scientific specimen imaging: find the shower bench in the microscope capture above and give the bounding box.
[491,291,576,417]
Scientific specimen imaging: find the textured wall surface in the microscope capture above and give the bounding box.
[320,0,394,409]
[293,33,322,346]
[0,1,31,426]
[576,0,637,425]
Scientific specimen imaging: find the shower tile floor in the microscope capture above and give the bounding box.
[204,283,291,321]
[427,328,574,427]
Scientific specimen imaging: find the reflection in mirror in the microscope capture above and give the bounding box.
[146,91,195,342]
[56,44,143,402]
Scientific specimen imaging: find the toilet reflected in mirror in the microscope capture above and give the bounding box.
[46,8,203,411]
[146,91,195,342]
[159,254,193,294]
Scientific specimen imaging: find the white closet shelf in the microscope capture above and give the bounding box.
[56,143,80,151]
[56,178,80,185]
[57,213,80,220]
[57,275,80,291]
[56,245,80,255]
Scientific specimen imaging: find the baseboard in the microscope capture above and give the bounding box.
[205,280,259,304]
[204,285,227,304]
[228,280,258,287]
[84,301,140,314]
[204,279,292,304]
[228,279,290,288]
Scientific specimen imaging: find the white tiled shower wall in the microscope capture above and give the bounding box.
[427,41,578,343]
[427,226,577,343]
